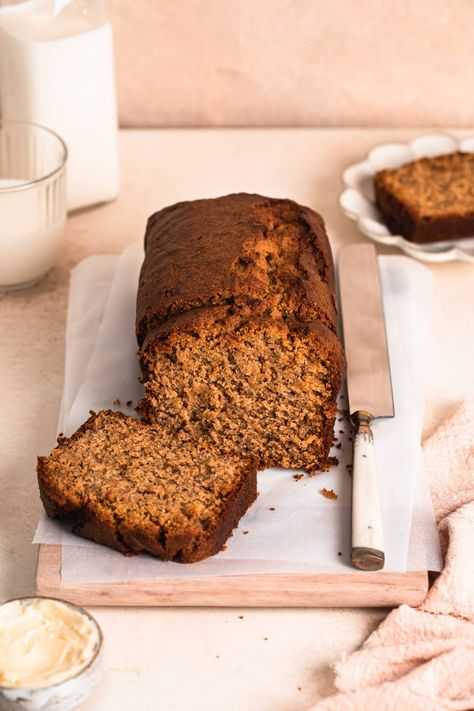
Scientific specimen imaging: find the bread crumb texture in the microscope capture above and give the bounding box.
[37,411,257,563]
[320,488,338,500]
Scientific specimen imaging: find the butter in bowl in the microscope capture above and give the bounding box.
[0,597,102,711]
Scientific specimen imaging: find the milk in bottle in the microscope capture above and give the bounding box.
[0,0,120,210]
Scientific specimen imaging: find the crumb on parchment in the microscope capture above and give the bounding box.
[320,488,338,500]
[319,456,339,472]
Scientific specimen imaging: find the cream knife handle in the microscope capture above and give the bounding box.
[351,411,385,571]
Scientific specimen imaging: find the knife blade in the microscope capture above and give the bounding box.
[338,243,394,571]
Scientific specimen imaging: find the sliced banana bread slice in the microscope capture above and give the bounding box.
[374,151,474,243]
[37,410,257,563]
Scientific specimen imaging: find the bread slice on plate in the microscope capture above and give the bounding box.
[37,410,257,563]
[374,151,474,244]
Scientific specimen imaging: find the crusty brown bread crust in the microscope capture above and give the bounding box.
[37,411,257,563]
[136,193,337,342]
[136,194,345,472]
[374,151,474,244]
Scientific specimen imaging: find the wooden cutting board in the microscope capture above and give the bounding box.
[36,544,428,607]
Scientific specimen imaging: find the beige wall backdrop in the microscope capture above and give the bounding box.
[111,0,474,128]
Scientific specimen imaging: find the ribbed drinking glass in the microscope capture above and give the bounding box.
[0,120,67,289]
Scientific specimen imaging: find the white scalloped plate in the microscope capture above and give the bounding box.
[339,133,474,264]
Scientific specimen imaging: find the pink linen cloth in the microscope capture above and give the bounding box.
[311,398,474,711]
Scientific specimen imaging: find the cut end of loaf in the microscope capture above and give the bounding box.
[140,314,345,473]
[37,411,257,563]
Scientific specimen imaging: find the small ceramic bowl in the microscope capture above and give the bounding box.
[339,132,474,264]
[0,597,103,711]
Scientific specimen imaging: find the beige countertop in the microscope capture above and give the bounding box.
[1,128,472,710]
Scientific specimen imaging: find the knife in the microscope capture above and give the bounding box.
[338,243,394,571]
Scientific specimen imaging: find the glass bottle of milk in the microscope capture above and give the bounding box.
[0,0,120,211]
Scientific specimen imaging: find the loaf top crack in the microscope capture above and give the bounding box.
[136,193,338,345]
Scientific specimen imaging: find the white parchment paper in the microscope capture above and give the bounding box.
[57,254,119,435]
[34,244,442,582]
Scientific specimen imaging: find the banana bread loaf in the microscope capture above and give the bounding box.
[374,151,474,243]
[137,193,345,473]
[37,410,257,562]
